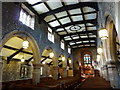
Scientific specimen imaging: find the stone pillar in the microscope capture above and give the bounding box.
[32,64,41,85]
[108,64,119,88]
[27,65,33,78]
[105,66,109,81]
[52,66,58,79]
[62,67,67,78]
[117,65,120,89]
[100,67,103,77]
[102,65,109,81]
[0,60,2,90]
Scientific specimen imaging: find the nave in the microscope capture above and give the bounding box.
[1,1,120,90]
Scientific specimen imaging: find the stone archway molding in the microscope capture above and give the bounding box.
[41,46,58,79]
[0,30,41,84]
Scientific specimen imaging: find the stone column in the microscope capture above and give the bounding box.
[99,67,103,77]
[105,65,109,81]
[52,66,58,79]
[102,65,109,81]
[0,61,2,90]
[107,64,119,88]
[32,64,41,85]
[62,67,67,78]
[27,65,33,78]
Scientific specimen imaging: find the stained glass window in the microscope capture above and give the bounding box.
[84,54,91,64]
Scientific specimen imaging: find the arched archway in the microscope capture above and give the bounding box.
[67,57,73,77]
[0,30,41,84]
[104,15,120,88]
[40,47,57,79]
[58,54,67,78]
[105,15,118,62]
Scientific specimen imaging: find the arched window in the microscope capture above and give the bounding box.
[84,54,91,64]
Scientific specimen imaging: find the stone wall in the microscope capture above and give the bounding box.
[98,2,120,88]
[2,2,73,82]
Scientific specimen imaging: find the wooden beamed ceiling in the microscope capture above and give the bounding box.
[52,19,97,30]
[60,30,97,38]
[25,1,99,48]
[65,37,96,43]
[38,2,98,20]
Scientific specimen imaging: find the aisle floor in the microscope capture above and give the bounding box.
[75,77,113,90]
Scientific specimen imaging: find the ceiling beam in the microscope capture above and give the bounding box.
[7,48,23,64]
[61,1,78,47]
[31,0,49,6]
[60,30,97,39]
[72,46,96,49]
[47,61,53,65]
[43,2,71,43]
[23,2,40,17]
[12,58,21,61]
[53,19,97,30]
[41,56,49,63]
[80,6,91,46]
[70,42,96,47]
[26,57,33,62]
[42,56,52,59]
[48,11,97,23]
[3,45,33,55]
[41,55,52,63]
[39,2,99,20]
[66,38,96,43]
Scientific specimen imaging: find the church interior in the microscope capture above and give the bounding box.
[0,0,120,90]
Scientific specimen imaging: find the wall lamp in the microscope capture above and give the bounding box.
[98,28,108,40]
[97,48,103,54]
[23,40,29,49]
[49,52,54,58]
[69,60,72,64]
[62,57,65,61]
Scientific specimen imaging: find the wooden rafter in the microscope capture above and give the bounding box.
[80,7,91,46]
[26,57,33,62]
[48,11,97,23]
[70,42,96,47]
[39,2,99,20]
[3,45,33,55]
[7,48,23,64]
[66,37,96,43]
[52,19,97,30]
[60,30,97,39]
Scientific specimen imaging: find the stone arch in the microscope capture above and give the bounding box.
[67,56,72,68]
[105,15,118,62]
[58,54,67,67]
[104,14,119,88]
[67,56,73,77]
[42,46,57,66]
[58,54,67,78]
[41,46,58,78]
[0,30,41,84]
